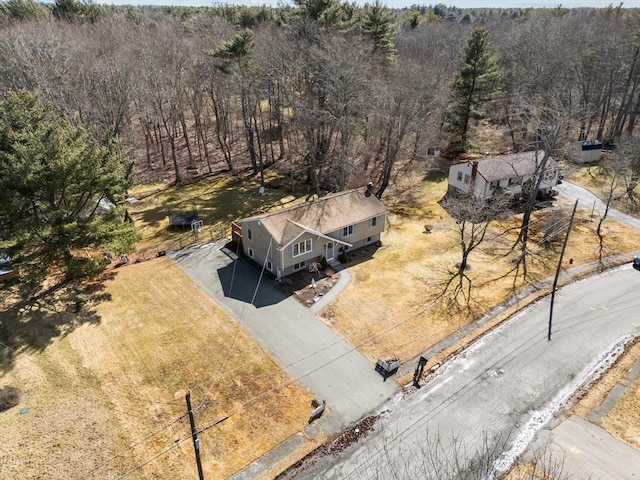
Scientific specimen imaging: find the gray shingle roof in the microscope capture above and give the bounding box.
[474,150,558,182]
[243,187,388,246]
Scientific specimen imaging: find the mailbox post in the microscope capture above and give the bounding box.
[413,356,428,388]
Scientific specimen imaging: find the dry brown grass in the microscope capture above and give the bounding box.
[604,372,640,449]
[127,172,305,249]
[0,258,312,479]
[322,171,640,364]
[504,463,557,480]
[564,155,640,216]
[3,159,639,480]
[570,339,640,449]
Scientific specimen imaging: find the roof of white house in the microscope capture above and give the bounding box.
[462,150,558,183]
[242,187,388,247]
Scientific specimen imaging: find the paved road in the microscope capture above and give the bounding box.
[555,181,640,229]
[294,264,640,479]
[169,241,397,436]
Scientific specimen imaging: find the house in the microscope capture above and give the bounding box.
[240,185,388,278]
[447,150,561,201]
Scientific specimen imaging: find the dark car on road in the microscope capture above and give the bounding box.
[633,256,640,271]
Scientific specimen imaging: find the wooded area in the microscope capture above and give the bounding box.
[1,0,639,197]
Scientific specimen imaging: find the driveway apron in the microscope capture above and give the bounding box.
[170,240,398,435]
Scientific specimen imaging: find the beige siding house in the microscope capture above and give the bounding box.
[240,186,388,278]
[447,150,560,200]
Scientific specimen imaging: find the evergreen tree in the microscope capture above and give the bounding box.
[0,90,138,281]
[293,0,343,26]
[0,0,50,22]
[444,26,502,155]
[362,1,397,63]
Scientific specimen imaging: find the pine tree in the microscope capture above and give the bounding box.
[0,90,138,281]
[444,27,502,155]
[362,1,397,63]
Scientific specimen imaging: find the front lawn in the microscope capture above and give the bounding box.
[0,258,313,479]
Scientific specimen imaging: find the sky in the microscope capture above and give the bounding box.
[91,0,640,9]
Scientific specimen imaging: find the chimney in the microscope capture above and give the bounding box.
[471,161,478,184]
[365,182,373,197]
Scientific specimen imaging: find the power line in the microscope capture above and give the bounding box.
[80,414,189,479]
[209,203,580,392]
[187,212,582,430]
[8,200,605,478]
[77,206,623,478]
[114,436,191,480]
[193,238,273,414]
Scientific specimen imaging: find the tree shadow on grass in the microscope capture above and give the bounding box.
[423,168,448,183]
[0,275,113,373]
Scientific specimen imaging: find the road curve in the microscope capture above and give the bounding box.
[293,264,640,479]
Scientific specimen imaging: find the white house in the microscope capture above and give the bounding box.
[447,150,561,201]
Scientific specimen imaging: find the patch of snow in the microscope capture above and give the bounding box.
[486,334,638,479]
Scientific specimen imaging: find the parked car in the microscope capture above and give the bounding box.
[633,255,640,271]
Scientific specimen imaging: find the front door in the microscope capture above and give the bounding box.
[325,242,334,261]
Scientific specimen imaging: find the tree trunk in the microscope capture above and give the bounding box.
[210,90,233,171]
[180,112,194,169]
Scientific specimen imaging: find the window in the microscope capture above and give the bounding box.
[371,217,377,227]
[292,239,312,257]
[267,261,272,271]
[342,225,354,237]
[248,248,254,258]
[489,180,499,190]
[293,260,306,271]
[457,171,463,182]
[367,236,372,243]
[248,229,252,240]
[464,174,470,184]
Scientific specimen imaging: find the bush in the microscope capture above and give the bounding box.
[320,256,329,270]
[338,251,349,263]
[0,385,20,412]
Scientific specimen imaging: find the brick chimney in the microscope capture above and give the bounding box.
[471,161,479,184]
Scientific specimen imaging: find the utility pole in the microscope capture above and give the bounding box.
[185,390,205,480]
[548,199,578,341]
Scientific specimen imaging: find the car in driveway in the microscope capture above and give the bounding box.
[633,255,640,271]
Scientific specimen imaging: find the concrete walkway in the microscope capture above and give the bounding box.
[531,415,640,480]
[310,264,351,315]
[170,241,397,440]
[171,181,639,479]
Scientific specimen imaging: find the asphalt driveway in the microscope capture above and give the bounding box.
[555,180,640,229]
[170,240,398,435]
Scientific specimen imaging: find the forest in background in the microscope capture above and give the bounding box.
[1,0,639,197]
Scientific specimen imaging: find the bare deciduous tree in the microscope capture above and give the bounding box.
[439,192,509,309]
